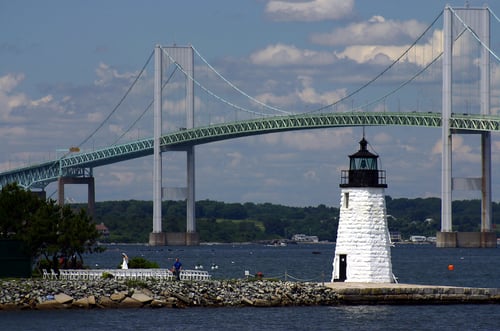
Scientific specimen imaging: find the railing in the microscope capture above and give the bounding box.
[340,170,387,188]
[44,268,211,281]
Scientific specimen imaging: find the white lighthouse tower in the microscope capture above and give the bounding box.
[331,136,395,283]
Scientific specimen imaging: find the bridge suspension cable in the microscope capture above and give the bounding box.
[161,47,276,117]
[490,7,500,23]
[76,50,154,150]
[353,24,470,113]
[112,66,179,145]
[191,45,293,115]
[304,11,444,114]
[354,50,443,112]
[449,6,500,63]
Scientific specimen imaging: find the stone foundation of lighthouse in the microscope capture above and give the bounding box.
[332,187,394,283]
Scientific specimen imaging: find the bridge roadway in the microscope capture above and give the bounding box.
[1,111,500,190]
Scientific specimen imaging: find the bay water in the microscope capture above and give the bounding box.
[2,243,500,330]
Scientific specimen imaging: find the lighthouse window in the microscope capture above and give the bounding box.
[344,192,349,208]
[353,158,376,170]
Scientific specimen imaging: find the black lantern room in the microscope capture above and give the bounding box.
[340,137,387,188]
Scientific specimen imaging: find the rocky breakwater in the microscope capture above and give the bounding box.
[2,279,500,310]
[0,279,338,310]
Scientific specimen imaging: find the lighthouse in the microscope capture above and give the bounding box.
[331,136,395,283]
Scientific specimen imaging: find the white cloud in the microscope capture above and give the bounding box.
[431,135,479,163]
[94,62,138,87]
[260,128,353,151]
[250,43,337,66]
[0,74,27,119]
[373,131,392,145]
[295,75,346,105]
[0,127,27,150]
[311,16,427,46]
[335,29,442,67]
[303,169,319,181]
[226,151,243,168]
[255,75,346,108]
[0,73,24,93]
[266,0,354,22]
[30,94,53,107]
[87,112,105,123]
[256,91,298,108]
[0,73,64,122]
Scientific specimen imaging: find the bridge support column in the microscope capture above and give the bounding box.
[57,176,95,218]
[439,6,453,242]
[185,146,199,245]
[150,44,167,245]
[150,45,199,246]
[437,7,495,248]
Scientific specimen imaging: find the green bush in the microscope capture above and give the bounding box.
[128,257,159,269]
[101,272,114,279]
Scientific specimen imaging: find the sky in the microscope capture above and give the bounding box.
[1,0,500,208]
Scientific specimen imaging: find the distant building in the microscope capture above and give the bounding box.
[95,222,109,237]
[291,234,319,243]
[410,235,427,243]
[390,231,402,243]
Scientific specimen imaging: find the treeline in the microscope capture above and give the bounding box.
[85,197,500,243]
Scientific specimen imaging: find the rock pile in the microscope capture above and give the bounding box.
[2,279,500,310]
[0,279,338,310]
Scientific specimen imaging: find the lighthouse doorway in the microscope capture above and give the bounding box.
[339,254,347,282]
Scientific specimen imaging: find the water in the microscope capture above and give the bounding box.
[1,243,500,330]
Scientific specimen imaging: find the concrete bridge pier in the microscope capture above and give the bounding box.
[149,232,167,246]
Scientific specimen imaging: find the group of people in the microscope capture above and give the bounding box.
[120,253,182,280]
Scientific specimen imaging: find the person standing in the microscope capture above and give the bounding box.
[173,258,182,280]
[121,253,129,269]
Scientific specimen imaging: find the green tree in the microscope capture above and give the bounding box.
[0,183,102,271]
[0,183,43,238]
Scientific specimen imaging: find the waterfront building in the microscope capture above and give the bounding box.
[331,136,395,283]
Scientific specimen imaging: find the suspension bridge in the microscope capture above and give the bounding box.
[1,6,500,247]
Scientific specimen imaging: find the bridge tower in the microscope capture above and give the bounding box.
[149,45,199,246]
[437,6,496,248]
[332,136,394,283]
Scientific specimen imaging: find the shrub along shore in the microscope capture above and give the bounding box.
[1,278,500,310]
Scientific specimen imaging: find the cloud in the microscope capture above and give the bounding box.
[226,151,243,168]
[335,29,442,67]
[0,74,27,120]
[94,62,139,87]
[265,0,354,22]
[255,75,347,108]
[303,169,319,181]
[0,73,61,122]
[250,43,337,66]
[311,16,427,46]
[431,135,479,163]
[0,126,27,141]
[295,75,346,105]
[259,127,353,151]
